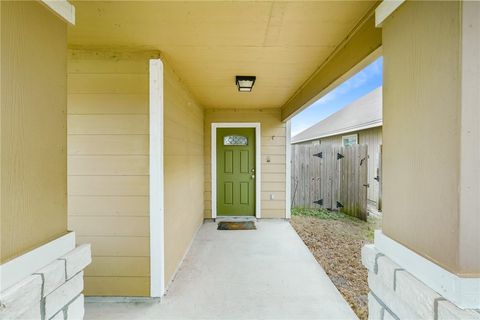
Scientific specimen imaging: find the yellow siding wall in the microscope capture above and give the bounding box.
[163,60,205,286]
[205,109,286,219]
[67,50,158,296]
[382,2,462,274]
[1,1,68,263]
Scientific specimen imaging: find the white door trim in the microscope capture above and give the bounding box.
[149,59,165,297]
[211,123,261,219]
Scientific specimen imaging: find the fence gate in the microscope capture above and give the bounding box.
[291,144,368,220]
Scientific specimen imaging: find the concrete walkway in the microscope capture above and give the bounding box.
[85,220,357,320]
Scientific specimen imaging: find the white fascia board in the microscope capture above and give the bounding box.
[0,232,76,292]
[375,0,405,27]
[40,0,75,25]
[374,230,480,309]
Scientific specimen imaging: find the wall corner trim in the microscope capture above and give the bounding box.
[149,58,165,298]
[0,232,76,292]
[285,120,292,219]
[40,0,76,25]
[375,0,405,27]
[374,230,480,309]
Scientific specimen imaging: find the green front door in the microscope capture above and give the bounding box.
[217,128,255,216]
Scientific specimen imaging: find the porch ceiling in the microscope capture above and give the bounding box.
[68,1,377,109]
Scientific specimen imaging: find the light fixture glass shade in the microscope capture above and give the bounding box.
[236,76,256,92]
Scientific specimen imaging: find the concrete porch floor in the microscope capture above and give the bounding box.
[85,220,357,320]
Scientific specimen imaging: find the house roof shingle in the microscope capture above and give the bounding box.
[291,86,382,144]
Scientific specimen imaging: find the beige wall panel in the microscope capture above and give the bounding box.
[68,135,148,155]
[261,201,286,210]
[85,257,150,277]
[84,277,150,297]
[68,155,149,176]
[261,192,286,201]
[67,49,153,296]
[69,216,149,237]
[163,59,205,287]
[263,155,286,165]
[164,135,203,157]
[262,164,286,174]
[77,236,149,257]
[68,196,148,216]
[68,94,148,114]
[262,127,288,138]
[69,60,149,74]
[1,1,68,262]
[68,74,149,94]
[204,108,286,219]
[382,2,461,274]
[68,115,149,134]
[261,136,286,147]
[68,176,148,196]
[262,173,286,183]
[262,183,286,192]
[262,209,285,219]
[262,146,286,156]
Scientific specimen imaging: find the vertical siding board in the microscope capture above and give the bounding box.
[67,50,158,296]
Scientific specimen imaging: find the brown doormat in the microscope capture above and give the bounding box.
[217,221,256,230]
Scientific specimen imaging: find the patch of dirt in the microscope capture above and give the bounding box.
[290,214,380,320]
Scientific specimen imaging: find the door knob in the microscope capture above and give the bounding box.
[251,174,255,179]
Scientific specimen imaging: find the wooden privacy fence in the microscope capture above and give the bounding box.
[291,144,368,220]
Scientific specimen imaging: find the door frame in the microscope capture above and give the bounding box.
[211,123,261,219]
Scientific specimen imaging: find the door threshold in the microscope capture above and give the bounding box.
[215,216,257,223]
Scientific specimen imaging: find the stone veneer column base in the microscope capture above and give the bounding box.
[362,244,480,320]
[0,244,91,320]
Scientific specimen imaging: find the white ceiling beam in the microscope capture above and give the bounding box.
[375,0,405,27]
[40,0,75,25]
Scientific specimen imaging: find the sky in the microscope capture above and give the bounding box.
[291,57,383,137]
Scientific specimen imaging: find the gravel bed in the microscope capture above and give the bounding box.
[290,211,380,320]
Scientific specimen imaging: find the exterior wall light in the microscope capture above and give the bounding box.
[236,76,256,92]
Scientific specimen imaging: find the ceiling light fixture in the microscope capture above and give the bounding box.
[236,76,256,92]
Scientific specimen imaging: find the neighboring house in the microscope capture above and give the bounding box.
[291,87,382,206]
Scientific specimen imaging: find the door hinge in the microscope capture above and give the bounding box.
[337,153,344,160]
[313,152,323,158]
[313,199,323,206]
[363,184,370,188]
[336,201,344,208]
